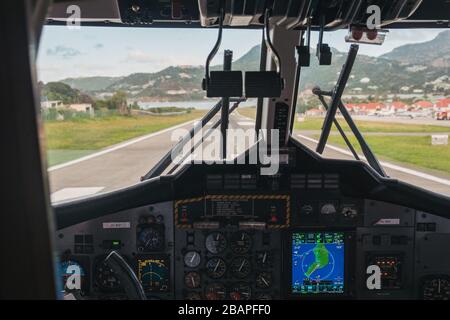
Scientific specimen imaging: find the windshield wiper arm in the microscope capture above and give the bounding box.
[141,97,245,181]
[316,44,359,154]
[312,89,387,177]
[312,43,387,177]
[167,98,245,175]
[313,87,360,161]
[141,99,223,181]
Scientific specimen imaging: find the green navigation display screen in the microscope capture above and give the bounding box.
[292,232,345,294]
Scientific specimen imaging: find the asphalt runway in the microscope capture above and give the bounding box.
[48,114,450,202]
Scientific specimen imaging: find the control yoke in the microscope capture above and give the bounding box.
[105,251,146,300]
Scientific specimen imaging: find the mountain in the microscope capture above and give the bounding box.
[53,30,450,101]
[381,30,450,68]
[61,76,120,92]
[213,45,261,72]
[40,82,93,104]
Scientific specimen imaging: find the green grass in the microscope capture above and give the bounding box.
[43,110,206,165]
[47,149,96,166]
[44,110,205,150]
[324,135,450,175]
[296,118,450,133]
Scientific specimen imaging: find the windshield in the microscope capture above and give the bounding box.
[37,26,260,202]
[292,29,450,197]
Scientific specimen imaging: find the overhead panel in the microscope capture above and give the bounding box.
[198,0,424,29]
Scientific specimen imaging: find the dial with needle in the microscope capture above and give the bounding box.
[214,259,220,272]
[239,259,245,272]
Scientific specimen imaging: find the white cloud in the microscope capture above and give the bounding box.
[125,49,171,64]
[46,45,81,58]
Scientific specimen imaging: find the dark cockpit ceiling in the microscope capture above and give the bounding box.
[46,0,450,29]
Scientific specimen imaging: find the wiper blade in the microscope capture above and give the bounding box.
[316,44,358,154]
[312,43,387,178]
[167,98,245,175]
[313,88,387,177]
[313,88,360,161]
[141,97,245,181]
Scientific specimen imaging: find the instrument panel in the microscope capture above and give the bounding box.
[174,229,282,300]
[55,191,450,300]
[53,143,450,300]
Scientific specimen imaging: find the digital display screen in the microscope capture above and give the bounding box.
[292,232,345,295]
[137,256,169,292]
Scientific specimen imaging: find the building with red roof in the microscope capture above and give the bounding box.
[412,100,433,110]
[435,98,450,110]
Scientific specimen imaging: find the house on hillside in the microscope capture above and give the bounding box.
[68,103,94,115]
[40,99,63,110]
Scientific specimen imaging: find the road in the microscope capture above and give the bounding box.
[48,114,255,202]
[48,114,450,202]
[352,115,450,127]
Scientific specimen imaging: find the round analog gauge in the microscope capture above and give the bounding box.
[229,283,251,300]
[206,257,227,279]
[205,232,227,254]
[94,259,121,292]
[205,283,226,300]
[256,272,272,289]
[230,257,252,279]
[256,251,271,268]
[184,251,201,268]
[185,292,202,300]
[320,203,337,215]
[341,206,358,218]
[230,232,252,254]
[184,271,201,289]
[137,226,163,251]
[421,276,450,300]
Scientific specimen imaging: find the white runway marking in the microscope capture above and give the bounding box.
[297,134,450,187]
[48,120,199,172]
[51,187,105,203]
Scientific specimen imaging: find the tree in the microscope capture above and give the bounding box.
[109,91,128,115]
[93,91,129,115]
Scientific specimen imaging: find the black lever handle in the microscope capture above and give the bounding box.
[105,251,146,300]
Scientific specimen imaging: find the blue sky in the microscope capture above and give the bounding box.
[37,26,445,83]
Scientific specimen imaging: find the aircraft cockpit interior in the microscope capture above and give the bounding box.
[1,0,450,303]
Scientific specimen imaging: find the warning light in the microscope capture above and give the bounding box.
[345,26,387,45]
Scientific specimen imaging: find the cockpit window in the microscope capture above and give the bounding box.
[292,29,450,197]
[37,26,260,202]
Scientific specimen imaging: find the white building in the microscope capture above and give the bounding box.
[40,100,63,109]
[68,103,94,115]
